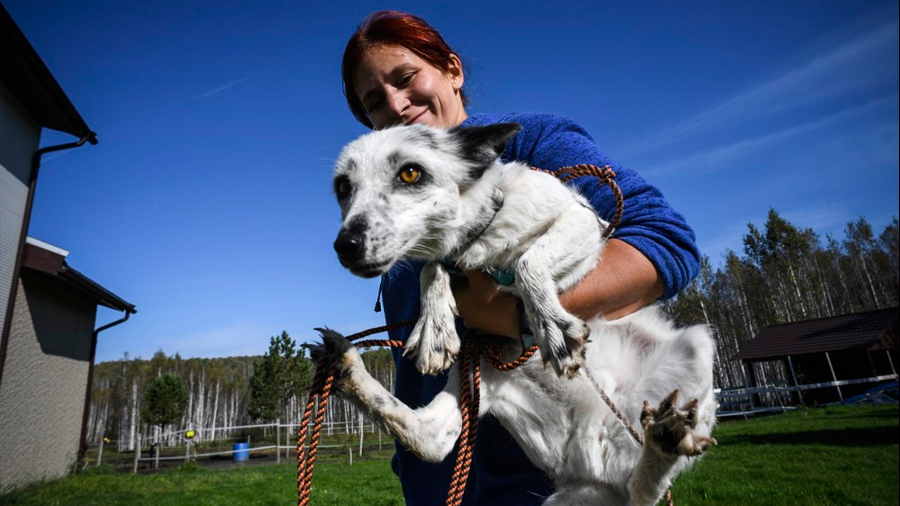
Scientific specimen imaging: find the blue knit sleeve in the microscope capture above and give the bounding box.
[501,113,700,299]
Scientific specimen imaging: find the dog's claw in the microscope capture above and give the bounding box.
[641,390,716,457]
[535,317,589,378]
[307,328,360,379]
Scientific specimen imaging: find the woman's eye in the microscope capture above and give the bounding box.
[398,166,421,184]
[399,72,416,86]
[366,98,384,113]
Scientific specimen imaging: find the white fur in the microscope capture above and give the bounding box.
[323,124,717,505]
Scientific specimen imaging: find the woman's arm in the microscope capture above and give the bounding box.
[454,239,663,338]
[453,113,696,338]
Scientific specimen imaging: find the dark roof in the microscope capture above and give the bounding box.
[734,307,898,362]
[1,3,97,143]
[22,238,136,314]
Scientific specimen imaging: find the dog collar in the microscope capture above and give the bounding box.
[446,188,504,262]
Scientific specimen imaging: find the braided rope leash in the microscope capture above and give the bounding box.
[297,319,414,506]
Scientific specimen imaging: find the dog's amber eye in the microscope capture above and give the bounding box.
[398,166,421,184]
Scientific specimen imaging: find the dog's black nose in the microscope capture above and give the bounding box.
[334,230,364,261]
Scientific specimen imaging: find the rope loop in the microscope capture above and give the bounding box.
[532,164,624,238]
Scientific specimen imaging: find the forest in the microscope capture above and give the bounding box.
[86,211,898,449]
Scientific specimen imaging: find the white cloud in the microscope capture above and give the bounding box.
[622,22,899,157]
[189,72,263,102]
[642,96,897,177]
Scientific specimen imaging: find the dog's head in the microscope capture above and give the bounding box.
[332,123,521,277]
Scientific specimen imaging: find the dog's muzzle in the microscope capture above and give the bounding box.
[334,229,364,263]
[334,216,387,278]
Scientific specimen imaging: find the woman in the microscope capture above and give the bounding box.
[341,11,700,505]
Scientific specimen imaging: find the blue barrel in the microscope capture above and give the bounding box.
[233,442,250,463]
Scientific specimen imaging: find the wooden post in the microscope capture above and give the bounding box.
[184,442,191,464]
[743,362,759,408]
[276,419,281,464]
[97,437,105,467]
[866,350,879,377]
[133,434,141,474]
[347,445,353,466]
[358,413,364,457]
[824,352,843,401]
[285,422,291,460]
[785,355,804,405]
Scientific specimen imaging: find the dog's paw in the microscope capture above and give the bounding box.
[405,317,460,376]
[307,328,363,377]
[640,390,716,457]
[534,313,588,378]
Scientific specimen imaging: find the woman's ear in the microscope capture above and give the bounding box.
[447,53,465,91]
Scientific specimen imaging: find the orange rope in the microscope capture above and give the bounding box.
[297,320,415,505]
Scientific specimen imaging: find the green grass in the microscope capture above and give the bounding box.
[669,404,899,506]
[1,405,896,506]
[0,451,401,506]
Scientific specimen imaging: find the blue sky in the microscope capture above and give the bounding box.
[5,0,897,362]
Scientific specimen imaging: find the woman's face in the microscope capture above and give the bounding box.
[354,45,466,130]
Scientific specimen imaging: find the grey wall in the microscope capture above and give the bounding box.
[0,270,96,491]
[0,82,42,358]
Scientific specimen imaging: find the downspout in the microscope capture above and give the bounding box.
[79,309,133,466]
[0,134,96,390]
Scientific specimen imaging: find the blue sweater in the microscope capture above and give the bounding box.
[381,113,700,505]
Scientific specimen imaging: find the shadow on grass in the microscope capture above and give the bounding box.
[718,426,899,447]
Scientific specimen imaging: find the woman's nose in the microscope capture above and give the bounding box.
[387,90,409,117]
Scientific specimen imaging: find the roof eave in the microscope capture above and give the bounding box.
[0,4,97,143]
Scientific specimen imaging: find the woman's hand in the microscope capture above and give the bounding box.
[452,239,664,337]
[451,270,521,339]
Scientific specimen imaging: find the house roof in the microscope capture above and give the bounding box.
[22,237,136,314]
[733,307,899,362]
[1,4,97,143]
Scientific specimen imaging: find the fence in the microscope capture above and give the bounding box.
[714,373,898,418]
[87,418,392,472]
[86,373,898,471]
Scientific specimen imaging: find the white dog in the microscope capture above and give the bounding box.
[317,123,716,505]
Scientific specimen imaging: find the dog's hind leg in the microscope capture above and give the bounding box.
[628,390,716,506]
[406,261,461,375]
[515,212,599,377]
[309,329,463,463]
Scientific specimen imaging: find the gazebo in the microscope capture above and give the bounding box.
[734,307,898,405]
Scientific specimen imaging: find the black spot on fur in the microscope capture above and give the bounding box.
[408,128,440,151]
[450,123,522,180]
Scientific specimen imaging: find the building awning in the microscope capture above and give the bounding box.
[1,4,97,143]
[733,307,898,362]
[22,237,135,314]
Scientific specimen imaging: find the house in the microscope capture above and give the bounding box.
[734,307,899,405]
[1,4,136,490]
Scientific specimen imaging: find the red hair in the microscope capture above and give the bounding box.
[342,11,468,128]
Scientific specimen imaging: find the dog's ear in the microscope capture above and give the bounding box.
[449,123,522,179]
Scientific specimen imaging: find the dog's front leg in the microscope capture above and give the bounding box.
[310,329,463,462]
[515,214,596,378]
[406,261,461,375]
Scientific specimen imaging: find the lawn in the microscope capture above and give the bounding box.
[0,405,896,506]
